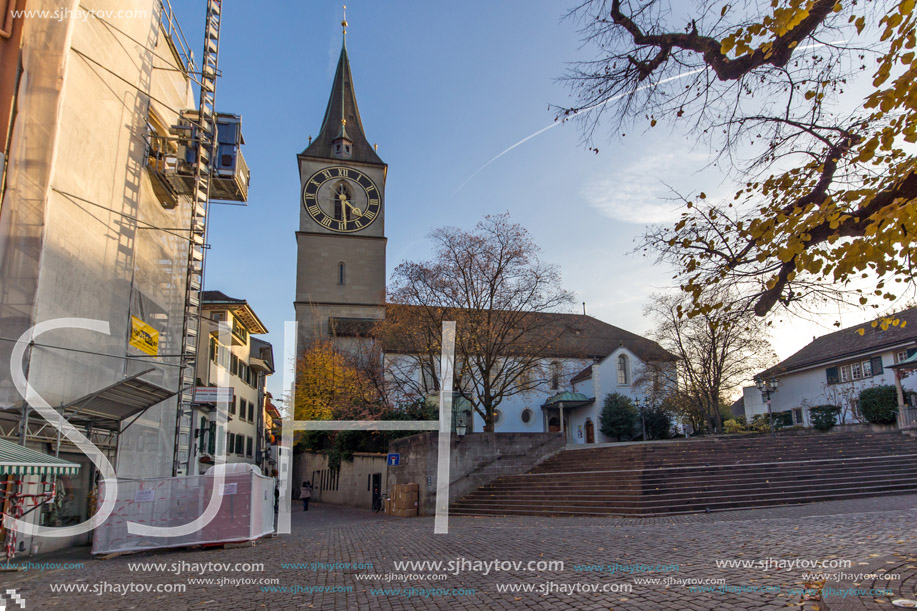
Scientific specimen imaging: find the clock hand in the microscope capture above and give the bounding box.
[341,198,362,219]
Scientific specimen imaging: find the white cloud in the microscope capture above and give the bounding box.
[582,148,717,225]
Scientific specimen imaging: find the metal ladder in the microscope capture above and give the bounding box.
[173,0,222,476]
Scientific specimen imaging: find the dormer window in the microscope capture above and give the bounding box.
[333,137,353,159]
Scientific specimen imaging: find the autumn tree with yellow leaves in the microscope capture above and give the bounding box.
[563,0,917,319]
[294,339,380,421]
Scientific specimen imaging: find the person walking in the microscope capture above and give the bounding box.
[300,480,312,511]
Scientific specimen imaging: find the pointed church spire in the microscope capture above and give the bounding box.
[301,10,384,166]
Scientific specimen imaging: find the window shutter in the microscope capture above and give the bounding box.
[208,421,216,455]
[199,417,207,453]
[907,347,917,358]
[826,366,839,385]
[870,356,883,376]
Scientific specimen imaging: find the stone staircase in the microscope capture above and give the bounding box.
[450,432,917,516]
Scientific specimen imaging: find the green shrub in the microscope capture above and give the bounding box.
[643,405,674,440]
[723,419,746,434]
[859,385,899,425]
[750,412,792,432]
[809,405,841,431]
[600,393,638,441]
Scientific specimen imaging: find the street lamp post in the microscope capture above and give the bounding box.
[639,397,648,441]
[755,376,780,436]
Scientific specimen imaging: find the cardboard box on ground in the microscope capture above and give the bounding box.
[389,483,419,517]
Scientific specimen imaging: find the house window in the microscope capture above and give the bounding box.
[839,364,851,383]
[617,355,629,385]
[862,360,872,377]
[338,262,346,285]
[792,408,803,425]
[851,361,862,380]
[227,432,235,454]
[521,408,533,424]
[230,397,237,416]
[248,402,254,422]
[235,435,245,455]
[231,354,238,376]
[246,436,253,458]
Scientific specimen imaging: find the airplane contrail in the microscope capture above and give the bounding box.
[452,41,842,197]
[451,67,706,196]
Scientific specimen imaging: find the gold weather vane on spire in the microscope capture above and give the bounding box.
[341,5,348,34]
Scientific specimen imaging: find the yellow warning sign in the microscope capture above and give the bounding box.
[129,316,159,356]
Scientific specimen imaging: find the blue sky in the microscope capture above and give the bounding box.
[170,1,866,398]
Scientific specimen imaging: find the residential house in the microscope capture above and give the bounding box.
[743,307,917,426]
[192,291,272,475]
[262,392,282,475]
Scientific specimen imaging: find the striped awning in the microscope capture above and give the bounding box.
[0,438,80,476]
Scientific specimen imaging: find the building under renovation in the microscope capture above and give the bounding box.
[0,0,247,554]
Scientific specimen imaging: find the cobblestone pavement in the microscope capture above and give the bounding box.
[1,494,916,610]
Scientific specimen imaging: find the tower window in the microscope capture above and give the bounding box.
[333,182,351,221]
[338,262,346,285]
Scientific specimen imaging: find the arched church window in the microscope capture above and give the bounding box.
[617,354,629,385]
[333,182,351,221]
[550,361,562,390]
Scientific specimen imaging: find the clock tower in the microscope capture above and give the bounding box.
[295,20,387,353]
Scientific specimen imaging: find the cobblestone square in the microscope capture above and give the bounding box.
[1,494,915,610]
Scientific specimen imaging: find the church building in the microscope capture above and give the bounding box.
[294,21,676,444]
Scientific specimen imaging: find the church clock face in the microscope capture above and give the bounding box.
[302,166,381,233]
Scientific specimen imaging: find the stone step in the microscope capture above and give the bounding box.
[452,486,917,517]
[486,457,917,487]
[461,472,917,504]
[452,432,917,517]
